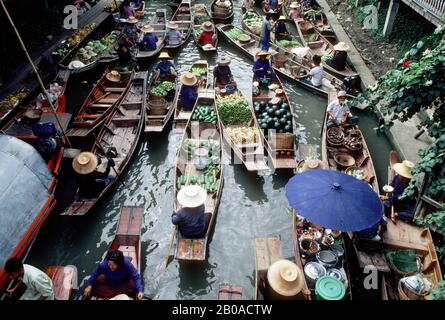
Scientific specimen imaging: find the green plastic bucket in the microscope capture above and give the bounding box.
[315,276,346,300]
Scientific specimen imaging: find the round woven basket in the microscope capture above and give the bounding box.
[147,99,168,115]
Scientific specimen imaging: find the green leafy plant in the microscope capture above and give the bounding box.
[425,280,445,300]
[415,205,445,234]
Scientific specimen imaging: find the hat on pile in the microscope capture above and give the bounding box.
[72,152,98,175]
[217,56,231,66]
[106,70,121,82]
[333,42,350,51]
[267,259,304,297]
[177,185,207,208]
[394,160,414,179]
[180,72,198,86]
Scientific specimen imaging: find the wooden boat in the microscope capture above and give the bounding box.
[168,0,182,11]
[241,9,262,36]
[210,0,234,23]
[164,0,193,50]
[174,60,209,131]
[192,4,218,52]
[174,90,224,262]
[67,70,133,139]
[218,283,243,300]
[44,266,78,300]
[251,75,297,170]
[217,24,342,96]
[62,72,146,216]
[135,9,167,61]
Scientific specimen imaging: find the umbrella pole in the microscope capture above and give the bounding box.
[0,0,71,147]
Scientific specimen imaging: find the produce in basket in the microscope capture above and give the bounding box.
[227,127,258,144]
[217,93,251,126]
[150,81,176,96]
[192,106,217,124]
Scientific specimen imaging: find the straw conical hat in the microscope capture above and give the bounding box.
[72,152,98,175]
[180,72,198,86]
[159,51,171,59]
[394,160,414,179]
[106,70,121,82]
[167,21,179,29]
[277,16,286,21]
[141,24,154,33]
[256,50,271,58]
[333,42,350,51]
[217,56,231,66]
[301,159,326,172]
[177,185,207,208]
[126,16,139,24]
[109,294,133,300]
[290,2,301,8]
[202,21,214,32]
[267,259,304,297]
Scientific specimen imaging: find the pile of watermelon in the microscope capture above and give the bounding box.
[254,100,293,133]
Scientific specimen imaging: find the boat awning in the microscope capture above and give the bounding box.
[0,134,53,270]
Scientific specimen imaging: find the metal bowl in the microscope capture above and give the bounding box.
[316,250,338,268]
[334,153,355,168]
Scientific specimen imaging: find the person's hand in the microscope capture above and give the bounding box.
[379,195,388,201]
[84,285,92,298]
[108,158,116,167]
[137,292,144,300]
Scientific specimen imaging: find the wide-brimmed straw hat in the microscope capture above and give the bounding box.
[68,60,86,69]
[167,21,179,29]
[333,42,350,51]
[301,159,326,172]
[256,50,271,58]
[126,16,139,24]
[267,259,304,297]
[180,72,198,86]
[337,90,347,98]
[277,16,286,21]
[394,160,414,179]
[159,51,171,59]
[217,56,231,66]
[106,70,121,82]
[202,21,214,32]
[290,2,301,8]
[72,152,98,175]
[141,24,154,33]
[177,185,207,208]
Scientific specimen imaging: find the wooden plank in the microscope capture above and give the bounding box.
[44,266,76,300]
[255,236,281,272]
[116,206,144,236]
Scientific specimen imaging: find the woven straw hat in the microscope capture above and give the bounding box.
[159,51,171,59]
[106,70,121,82]
[72,152,98,175]
[167,21,179,29]
[177,185,207,208]
[334,42,350,51]
[337,90,347,98]
[217,56,231,66]
[256,50,271,58]
[290,2,301,8]
[301,159,326,172]
[394,160,414,179]
[277,16,286,21]
[267,259,304,297]
[126,16,139,24]
[202,21,214,32]
[141,24,154,33]
[180,72,198,86]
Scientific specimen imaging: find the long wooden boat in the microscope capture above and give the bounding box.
[210,0,234,23]
[174,90,224,262]
[44,265,78,300]
[218,283,243,300]
[241,9,262,36]
[62,72,146,216]
[254,236,282,300]
[174,60,209,131]
[251,75,297,170]
[135,9,167,61]
[192,4,218,52]
[217,24,342,96]
[165,0,193,50]
[67,70,133,139]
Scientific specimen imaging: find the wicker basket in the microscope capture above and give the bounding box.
[274,54,288,68]
[147,99,168,115]
[271,132,294,150]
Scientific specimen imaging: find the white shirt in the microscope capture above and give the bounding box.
[309,65,323,87]
[327,99,350,124]
[20,264,54,300]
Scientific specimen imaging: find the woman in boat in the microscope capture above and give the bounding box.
[72,151,115,199]
[120,0,135,19]
[296,54,324,88]
[165,21,183,47]
[253,51,275,81]
[241,0,254,13]
[122,16,141,44]
[84,250,144,300]
[179,72,198,109]
[260,13,274,51]
[153,51,176,81]
[138,25,158,51]
[214,56,236,88]
[379,160,416,222]
[172,185,211,238]
[198,21,216,47]
[326,90,358,128]
[274,16,290,41]
[325,42,350,71]
[288,2,303,20]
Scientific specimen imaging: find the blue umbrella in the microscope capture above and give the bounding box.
[285,170,383,231]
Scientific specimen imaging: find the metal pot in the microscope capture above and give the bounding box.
[316,250,338,268]
[299,238,320,257]
[304,262,326,288]
[329,244,345,261]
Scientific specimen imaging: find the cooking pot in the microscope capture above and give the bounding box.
[316,250,338,268]
[299,238,320,257]
[304,262,326,288]
[329,244,344,261]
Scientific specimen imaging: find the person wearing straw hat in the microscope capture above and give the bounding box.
[253,51,275,81]
[138,25,158,51]
[172,185,210,238]
[153,51,176,81]
[260,13,274,51]
[214,56,236,88]
[72,151,115,198]
[198,21,216,47]
[165,21,183,46]
[264,259,304,299]
[122,16,141,44]
[325,42,350,71]
[326,90,358,128]
[274,16,290,41]
[120,0,135,19]
[379,160,416,222]
[288,2,303,20]
[179,72,198,109]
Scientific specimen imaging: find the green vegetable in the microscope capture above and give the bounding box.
[216,92,251,126]
[150,81,176,96]
[192,67,207,77]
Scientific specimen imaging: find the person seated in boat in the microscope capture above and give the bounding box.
[84,250,144,300]
[138,25,158,51]
[120,0,135,19]
[260,13,274,51]
[326,90,358,128]
[379,160,416,222]
[325,42,350,71]
[242,0,255,13]
[253,51,275,81]
[165,21,183,47]
[172,186,211,239]
[154,51,176,81]
[214,56,236,88]
[296,54,324,88]
[4,258,54,300]
[264,0,279,12]
[117,40,134,68]
[122,16,141,44]
[288,2,303,20]
[356,216,388,241]
[72,151,115,199]
[179,72,198,109]
[198,21,216,47]
[274,16,291,41]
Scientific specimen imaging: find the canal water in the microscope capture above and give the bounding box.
[26,0,392,299]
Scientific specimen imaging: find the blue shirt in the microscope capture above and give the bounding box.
[139,32,158,50]
[253,59,272,79]
[172,205,206,237]
[214,65,232,85]
[260,19,272,43]
[388,175,416,213]
[155,60,175,78]
[275,22,287,36]
[179,84,197,109]
[87,257,143,293]
[269,0,278,10]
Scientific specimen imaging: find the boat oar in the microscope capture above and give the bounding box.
[163,225,177,270]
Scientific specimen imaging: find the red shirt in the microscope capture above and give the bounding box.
[198,31,214,46]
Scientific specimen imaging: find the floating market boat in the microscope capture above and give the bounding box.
[62,72,146,216]
[217,24,342,96]
[251,75,297,170]
[192,4,218,52]
[67,70,133,139]
[174,90,224,262]
[135,9,167,61]
[165,0,193,50]
[174,60,209,130]
[44,265,78,300]
[241,9,262,36]
[218,283,243,300]
[210,0,234,23]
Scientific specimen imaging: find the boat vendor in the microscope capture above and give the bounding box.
[198,21,216,47]
[72,151,115,199]
[120,0,135,19]
[214,56,236,88]
[379,160,416,222]
[84,250,144,300]
[172,185,211,238]
[253,51,275,81]
[138,25,158,51]
[325,42,350,71]
[296,54,324,88]
[153,52,176,81]
[326,91,358,128]
[288,2,303,20]
[4,258,54,300]
[242,0,255,13]
[165,21,183,47]
[179,72,198,109]
[260,13,274,51]
[274,16,290,41]
[122,16,141,44]
[356,216,388,241]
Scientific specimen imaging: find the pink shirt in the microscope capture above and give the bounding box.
[288,9,302,19]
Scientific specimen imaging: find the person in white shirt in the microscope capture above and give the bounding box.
[297,55,324,87]
[4,258,54,300]
[326,91,357,128]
